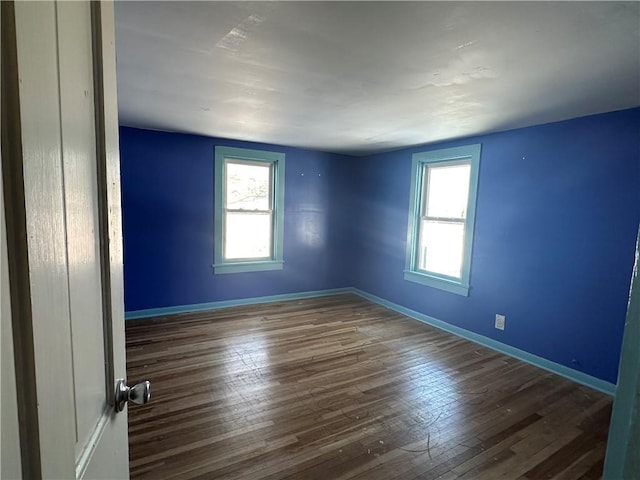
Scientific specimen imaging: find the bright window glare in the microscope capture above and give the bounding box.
[226,162,270,210]
[224,160,273,260]
[426,164,470,219]
[225,212,271,259]
[419,220,465,277]
[419,161,471,279]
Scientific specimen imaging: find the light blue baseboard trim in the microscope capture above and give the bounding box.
[351,288,616,396]
[124,288,353,321]
[125,285,615,396]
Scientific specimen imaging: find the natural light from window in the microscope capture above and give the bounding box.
[405,144,480,295]
[418,162,471,278]
[224,160,273,260]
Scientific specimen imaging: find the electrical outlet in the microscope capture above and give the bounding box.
[495,314,506,330]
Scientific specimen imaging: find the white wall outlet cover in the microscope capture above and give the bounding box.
[495,314,506,330]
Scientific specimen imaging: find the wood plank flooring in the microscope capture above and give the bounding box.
[125,294,612,480]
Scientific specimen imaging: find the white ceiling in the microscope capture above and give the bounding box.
[114,1,640,156]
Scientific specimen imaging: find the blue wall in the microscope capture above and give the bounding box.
[119,127,356,312]
[119,108,639,384]
[350,108,640,384]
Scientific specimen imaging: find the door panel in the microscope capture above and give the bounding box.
[13,2,77,475]
[5,1,129,477]
[57,1,108,462]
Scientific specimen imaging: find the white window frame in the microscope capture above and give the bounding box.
[404,144,481,296]
[214,146,285,274]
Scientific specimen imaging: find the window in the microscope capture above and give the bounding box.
[404,144,481,296]
[214,146,285,274]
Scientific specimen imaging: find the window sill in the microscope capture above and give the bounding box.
[403,270,469,296]
[214,260,284,275]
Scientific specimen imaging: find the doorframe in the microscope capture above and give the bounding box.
[1,1,44,476]
[1,3,23,477]
[603,226,640,478]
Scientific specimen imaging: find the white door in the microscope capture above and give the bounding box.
[3,1,137,478]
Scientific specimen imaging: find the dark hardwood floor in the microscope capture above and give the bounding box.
[125,294,612,479]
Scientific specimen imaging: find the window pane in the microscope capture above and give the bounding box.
[225,212,272,259]
[226,161,271,210]
[418,220,465,278]
[425,163,471,219]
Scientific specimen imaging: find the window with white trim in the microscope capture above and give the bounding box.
[214,146,285,274]
[404,144,481,296]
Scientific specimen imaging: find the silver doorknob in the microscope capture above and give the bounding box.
[115,379,151,412]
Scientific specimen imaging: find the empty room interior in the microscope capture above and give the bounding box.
[115,2,640,479]
[6,1,640,480]
[3,1,640,479]
[106,1,640,479]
